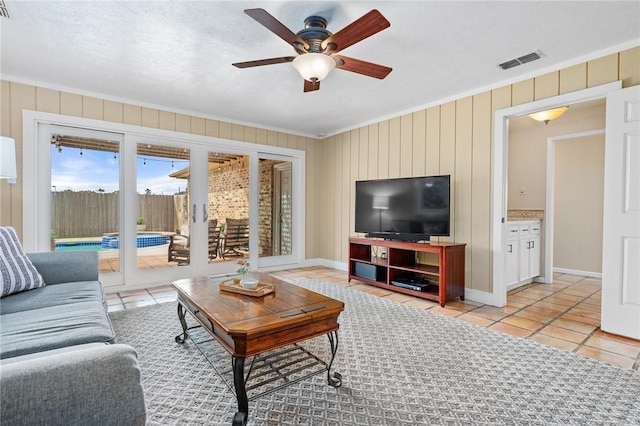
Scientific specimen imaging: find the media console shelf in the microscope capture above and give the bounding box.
[348,237,466,307]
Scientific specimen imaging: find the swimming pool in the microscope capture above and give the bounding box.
[55,233,170,251]
[54,242,105,251]
[101,233,170,249]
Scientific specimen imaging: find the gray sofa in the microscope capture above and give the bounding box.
[0,251,146,426]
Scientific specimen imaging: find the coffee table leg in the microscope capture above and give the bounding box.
[174,303,189,344]
[231,356,248,426]
[326,331,342,388]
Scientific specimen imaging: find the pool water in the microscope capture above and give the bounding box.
[55,233,170,251]
[101,233,169,249]
[55,242,105,251]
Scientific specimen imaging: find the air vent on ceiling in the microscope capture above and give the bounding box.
[0,0,9,18]
[498,50,544,70]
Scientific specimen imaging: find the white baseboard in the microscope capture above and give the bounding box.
[553,267,602,279]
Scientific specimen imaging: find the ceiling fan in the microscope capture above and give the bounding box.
[232,8,392,92]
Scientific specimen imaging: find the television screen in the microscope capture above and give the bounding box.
[355,175,450,241]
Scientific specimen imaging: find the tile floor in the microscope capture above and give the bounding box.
[107,266,640,371]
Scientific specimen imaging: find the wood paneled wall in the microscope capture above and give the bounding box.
[317,47,640,293]
[1,46,638,289]
[0,83,320,258]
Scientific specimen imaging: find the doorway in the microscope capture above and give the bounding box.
[491,81,621,307]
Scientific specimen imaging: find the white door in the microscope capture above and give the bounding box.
[601,85,640,339]
[506,237,519,287]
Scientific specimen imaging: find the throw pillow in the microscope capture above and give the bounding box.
[0,227,45,297]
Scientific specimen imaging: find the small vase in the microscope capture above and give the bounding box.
[240,276,259,290]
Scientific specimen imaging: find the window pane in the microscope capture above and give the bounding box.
[259,159,292,257]
[137,143,190,269]
[50,134,121,274]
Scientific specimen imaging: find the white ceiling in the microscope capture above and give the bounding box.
[1,1,639,138]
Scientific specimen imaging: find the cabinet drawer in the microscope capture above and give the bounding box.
[519,224,531,235]
[530,222,541,235]
[508,224,520,237]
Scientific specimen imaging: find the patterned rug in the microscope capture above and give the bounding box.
[109,279,640,425]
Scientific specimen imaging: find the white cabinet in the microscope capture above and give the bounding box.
[506,220,541,290]
[506,224,520,287]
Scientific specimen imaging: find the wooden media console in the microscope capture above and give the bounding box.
[348,237,466,307]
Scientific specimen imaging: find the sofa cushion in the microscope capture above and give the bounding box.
[0,342,108,365]
[0,301,115,359]
[0,280,106,315]
[0,227,45,297]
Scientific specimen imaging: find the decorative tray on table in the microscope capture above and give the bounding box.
[219,278,276,297]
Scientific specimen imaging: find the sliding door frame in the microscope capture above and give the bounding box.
[22,110,306,290]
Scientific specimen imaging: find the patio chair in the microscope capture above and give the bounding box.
[168,219,219,264]
[220,218,249,259]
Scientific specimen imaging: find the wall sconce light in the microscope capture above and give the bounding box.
[528,106,569,124]
[0,136,17,184]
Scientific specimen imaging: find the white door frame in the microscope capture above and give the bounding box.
[545,129,605,281]
[22,110,306,290]
[491,81,621,307]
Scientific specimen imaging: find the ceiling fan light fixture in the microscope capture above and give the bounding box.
[528,106,569,124]
[292,53,336,82]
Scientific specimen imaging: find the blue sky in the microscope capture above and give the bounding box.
[50,146,188,194]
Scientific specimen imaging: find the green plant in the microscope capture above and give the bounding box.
[236,259,250,276]
[136,217,145,225]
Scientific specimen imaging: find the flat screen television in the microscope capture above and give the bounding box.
[355,175,450,241]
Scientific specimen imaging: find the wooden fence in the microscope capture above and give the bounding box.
[51,191,176,238]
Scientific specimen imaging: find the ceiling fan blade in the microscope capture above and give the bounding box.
[321,9,390,54]
[245,8,309,50]
[334,55,392,79]
[232,57,295,68]
[303,79,320,92]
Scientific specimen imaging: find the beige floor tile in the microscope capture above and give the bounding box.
[532,300,571,313]
[489,323,532,339]
[552,292,586,304]
[524,305,564,318]
[550,318,597,335]
[539,325,588,344]
[501,316,544,331]
[514,308,555,324]
[456,313,495,327]
[529,334,579,352]
[445,300,481,312]
[583,336,640,358]
[572,302,600,313]
[467,308,509,321]
[383,292,414,303]
[123,300,156,309]
[592,330,640,346]
[118,288,149,296]
[576,346,635,369]
[107,304,124,312]
[506,301,529,309]
[541,295,580,307]
[148,285,174,293]
[121,293,154,303]
[428,306,463,317]
[553,274,585,283]
[508,295,541,305]
[405,299,440,310]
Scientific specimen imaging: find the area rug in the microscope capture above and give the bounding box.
[109,279,640,425]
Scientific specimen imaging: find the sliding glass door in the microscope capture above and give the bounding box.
[25,114,305,290]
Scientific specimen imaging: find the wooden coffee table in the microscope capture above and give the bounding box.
[172,273,344,426]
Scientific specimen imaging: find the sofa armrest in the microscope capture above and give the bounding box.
[26,251,99,284]
[0,344,146,426]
